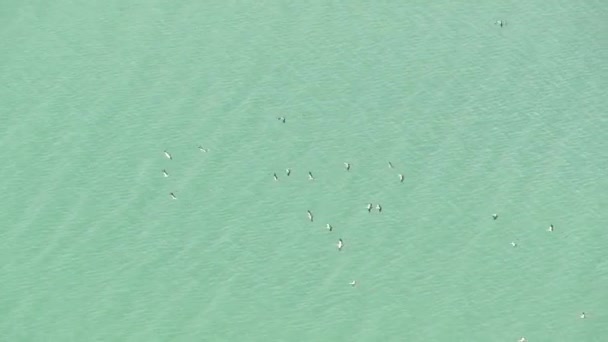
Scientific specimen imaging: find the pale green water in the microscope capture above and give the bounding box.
[1,1,607,341]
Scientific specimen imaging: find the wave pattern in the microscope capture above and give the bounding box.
[0,0,606,341]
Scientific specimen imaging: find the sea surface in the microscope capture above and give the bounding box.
[1,1,607,341]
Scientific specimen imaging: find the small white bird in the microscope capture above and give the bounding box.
[344,162,351,171]
[277,116,286,123]
[162,169,169,177]
[285,168,291,176]
[198,146,208,152]
[326,224,333,231]
[367,203,373,212]
[273,173,278,181]
[349,280,357,287]
[492,214,498,220]
[548,224,554,232]
[170,192,177,200]
[308,172,314,180]
[307,210,313,222]
[399,174,404,182]
[376,204,382,213]
[164,150,172,160]
[518,338,527,342]
[388,161,393,168]
[580,312,586,319]
[511,241,517,247]
[337,238,344,251]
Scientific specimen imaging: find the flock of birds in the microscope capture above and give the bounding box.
[274,118,408,290]
[162,146,208,200]
[161,86,587,341]
[280,159,403,288]
[160,116,407,289]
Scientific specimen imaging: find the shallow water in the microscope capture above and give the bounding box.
[1,1,606,341]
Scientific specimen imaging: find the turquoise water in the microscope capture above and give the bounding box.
[1,1,606,341]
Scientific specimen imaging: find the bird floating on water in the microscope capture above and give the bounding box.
[308,172,314,180]
[285,168,291,176]
[164,150,172,160]
[170,192,177,200]
[337,238,344,251]
[399,174,404,182]
[350,280,357,287]
[198,146,208,152]
[548,224,554,232]
[307,210,313,222]
[376,204,382,213]
[326,224,333,231]
[162,169,169,177]
[277,117,286,123]
[344,162,351,171]
[492,214,498,220]
[367,203,373,212]
[388,161,393,169]
[580,312,586,319]
[511,241,517,247]
[273,173,278,181]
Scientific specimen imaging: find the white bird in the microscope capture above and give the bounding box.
[277,116,286,123]
[285,168,291,176]
[273,173,278,181]
[308,172,314,180]
[170,192,177,200]
[198,146,208,152]
[580,312,586,319]
[492,214,498,220]
[162,169,169,177]
[344,162,351,171]
[367,203,373,212]
[326,224,333,231]
[307,210,313,222]
[518,338,527,342]
[349,280,357,287]
[376,204,382,213]
[511,241,517,247]
[388,161,394,168]
[337,238,344,251]
[548,224,554,232]
[164,150,172,160]
[399,174,404,182]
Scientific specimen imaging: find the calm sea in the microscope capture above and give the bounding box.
[1,1,606,341]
